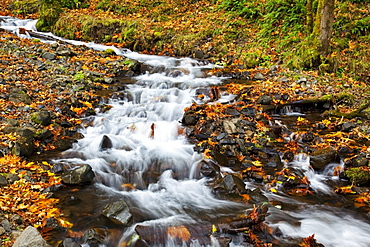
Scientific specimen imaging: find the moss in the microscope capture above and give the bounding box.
[345,167,370,185]
[104,49,116,55]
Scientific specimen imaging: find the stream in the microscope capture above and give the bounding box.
[1,16,370,247]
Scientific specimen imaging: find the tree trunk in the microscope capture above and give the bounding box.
[315,0,335,56]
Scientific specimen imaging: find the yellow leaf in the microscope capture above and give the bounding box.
[212,225,217,233]
[270,188,277,193]
[252,160,263,166]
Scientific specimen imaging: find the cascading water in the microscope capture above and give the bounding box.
[2,16,370,247]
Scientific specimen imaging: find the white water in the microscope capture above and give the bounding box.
[2,16,370,247]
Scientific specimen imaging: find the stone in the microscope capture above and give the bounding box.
[0,226,5,236]
[199,159,220,177]
[60,238,81,247]
[8,88,31,104]
[341,121,356,132]
[1,219,11,232]
[310,146,337,170]
[12,226,51,247]
[214,174,246,193]
[42,52,56,60]
[83,228,107,247]
[31,111,51,126]
[256,95,272,105]
[253,72,265,80]
[194,50,204,59]
[224,107,240,116]
[349,156,369,167]
[54,138,75,151]
[0,175,7,186]
[99,135,113,151]
[61,164,95,185]
[102,201,132,225]
[3,127,35,157]
[240,107,256,117]
[35,129,53,140]
[181,112,199,126]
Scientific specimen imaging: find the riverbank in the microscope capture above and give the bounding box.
[0,14,370,246]
[1,0,370,81]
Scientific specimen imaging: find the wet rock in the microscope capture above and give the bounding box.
[301,131,315,143]
[341,121,356,132]
[102,201,132,225]
[310,146,337,170]
[53,138,75,151]
[31,111,52,126]
[224,107,240,116]
[9,88,31,104]
[214,174,246,193]
[199,159,220,177]
[61,164,95,185]
[345,155,369,168]
[266,154,283,169]
[51,163,68,174]
[35,129,53,140]
[12,226,51,247]
[256,95,272,105]
[83,228,107,247]
[194,133,210,140]
[181,111,199,126]
[99,135,113,151]
[240,107,256,117]
[59,238,81,247]
[228,205,268,231]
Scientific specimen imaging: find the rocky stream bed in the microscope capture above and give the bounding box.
[0,20,370,247]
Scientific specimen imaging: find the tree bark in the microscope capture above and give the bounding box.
[317,0,335,56]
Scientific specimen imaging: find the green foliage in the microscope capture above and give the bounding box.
[41,0,87,9]
[73,71,85,81]
[259,0,307,37]
[219,0,261,18]
[10,0,39,16]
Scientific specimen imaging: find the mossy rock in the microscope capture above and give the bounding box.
[345,167,370,185]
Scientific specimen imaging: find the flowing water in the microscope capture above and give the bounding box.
[1,17,370,247]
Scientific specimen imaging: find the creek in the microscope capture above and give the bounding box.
[1,16,370,247]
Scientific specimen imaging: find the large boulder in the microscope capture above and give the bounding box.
[3,127,35,157]
[12,226,51,247]
[310,146,337,170]
[61,164,95,185]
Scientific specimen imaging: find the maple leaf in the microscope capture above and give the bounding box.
[167,225,191,242]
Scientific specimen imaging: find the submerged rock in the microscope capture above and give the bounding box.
[61,164,95,185]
